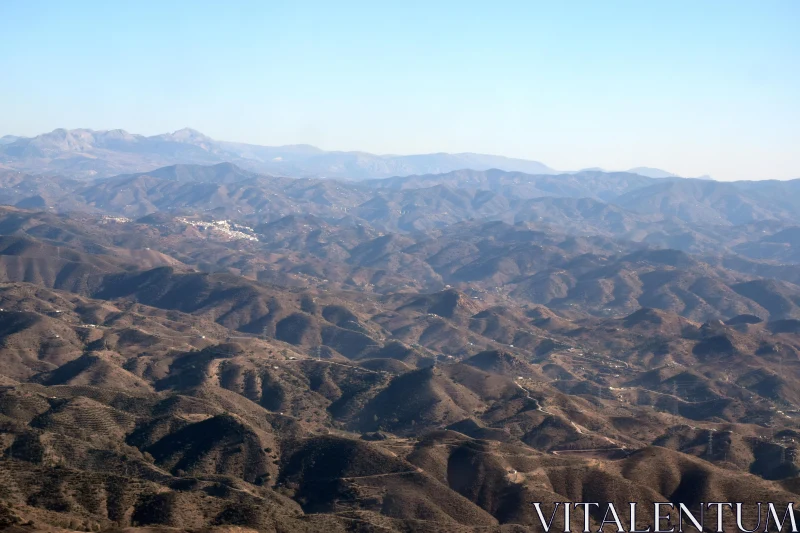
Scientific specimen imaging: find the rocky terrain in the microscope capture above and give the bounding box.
[0,149,799,532]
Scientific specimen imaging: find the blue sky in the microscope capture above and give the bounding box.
[1,1,798,180]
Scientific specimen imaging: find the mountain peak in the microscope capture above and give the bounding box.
[627,167,680,179]
[0,135,23,145]
[161,127,213,143]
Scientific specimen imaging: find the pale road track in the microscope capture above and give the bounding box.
[285,357,383,375]
[514,380,554,415]
[551,447,627,456]
[341,469,423,481]
[514,380,624,451]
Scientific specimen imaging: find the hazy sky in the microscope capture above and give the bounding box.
[1,1,798,180]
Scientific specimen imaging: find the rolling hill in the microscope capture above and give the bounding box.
[0,148,799,531]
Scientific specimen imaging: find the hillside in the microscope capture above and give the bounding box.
[0,157,799,531]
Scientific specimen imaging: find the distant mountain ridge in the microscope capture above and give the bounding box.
[582,165,712,180]
[5,162,800,253]
[0,135,22,145]
[1,127,686,180]
[0,127,557,180]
